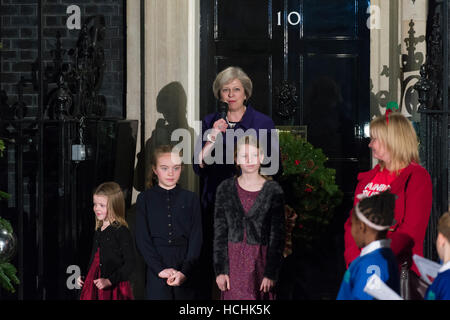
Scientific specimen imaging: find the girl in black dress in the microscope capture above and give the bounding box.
[78,181,135,300]
[136,145,202,299]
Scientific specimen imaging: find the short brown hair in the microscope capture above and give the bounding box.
[212,66,253,100]
[438,211,450,242]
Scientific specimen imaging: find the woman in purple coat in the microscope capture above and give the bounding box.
[193,66,280,299]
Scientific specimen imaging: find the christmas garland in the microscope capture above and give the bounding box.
[0,138,19,293]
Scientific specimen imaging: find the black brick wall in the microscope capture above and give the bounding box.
[0,0,125,118]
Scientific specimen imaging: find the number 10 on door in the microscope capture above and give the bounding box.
[276,11,301,26]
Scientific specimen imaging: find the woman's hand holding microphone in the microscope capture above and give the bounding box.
[199,118,228,168]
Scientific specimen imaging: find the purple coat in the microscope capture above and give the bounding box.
[193,105,280,211]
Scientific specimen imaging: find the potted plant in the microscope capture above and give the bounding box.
[278,131,343,251]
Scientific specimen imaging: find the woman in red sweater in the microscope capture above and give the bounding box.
[344,110,432,296]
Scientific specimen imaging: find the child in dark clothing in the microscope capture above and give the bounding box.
[337,191,400,300]
[135,145,202,300]
[425,210,450,300]
[78,182,135,300]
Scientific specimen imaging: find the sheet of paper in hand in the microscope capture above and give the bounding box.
[413,254,441,285]
[363,274,403,300]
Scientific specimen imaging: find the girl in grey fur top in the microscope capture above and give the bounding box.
[213,136,285,300]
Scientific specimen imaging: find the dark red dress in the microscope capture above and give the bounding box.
[221,180,274,300]
[80,248,134,300]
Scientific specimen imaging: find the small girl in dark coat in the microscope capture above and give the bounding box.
[78,182,135,300]
[135,145,202,300]
[214,135,285,300]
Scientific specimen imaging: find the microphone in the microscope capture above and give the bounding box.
[218,101,228,120]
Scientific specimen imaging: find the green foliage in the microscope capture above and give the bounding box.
[0,217,13,234]
[278,131,343,247]
[0,138,4,157]
[0,262,20,293]
[0,138,19,293]
[0,217,19,293]
[0,191,11,201]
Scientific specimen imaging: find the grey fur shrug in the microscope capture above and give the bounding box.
[213,177,286,281]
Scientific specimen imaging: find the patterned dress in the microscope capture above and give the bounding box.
[222,180,274,300]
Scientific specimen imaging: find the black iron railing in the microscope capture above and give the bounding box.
[414,0,449,261]
[0,2,132,300]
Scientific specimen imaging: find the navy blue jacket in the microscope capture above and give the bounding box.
[135,184,202,278]
[193,105,280,210]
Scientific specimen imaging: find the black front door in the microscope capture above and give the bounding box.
[200,0,371,299]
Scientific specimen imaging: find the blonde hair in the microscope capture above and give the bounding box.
[93,182,128,230]
[212,66,253,100]
[369,112,419,173]
[438,211,450,242]
[235,135,271,180]
[146,144,183,189]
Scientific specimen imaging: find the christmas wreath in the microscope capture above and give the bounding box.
[278,131,343,249]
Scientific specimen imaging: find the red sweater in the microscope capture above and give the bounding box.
[344,163,432,276]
